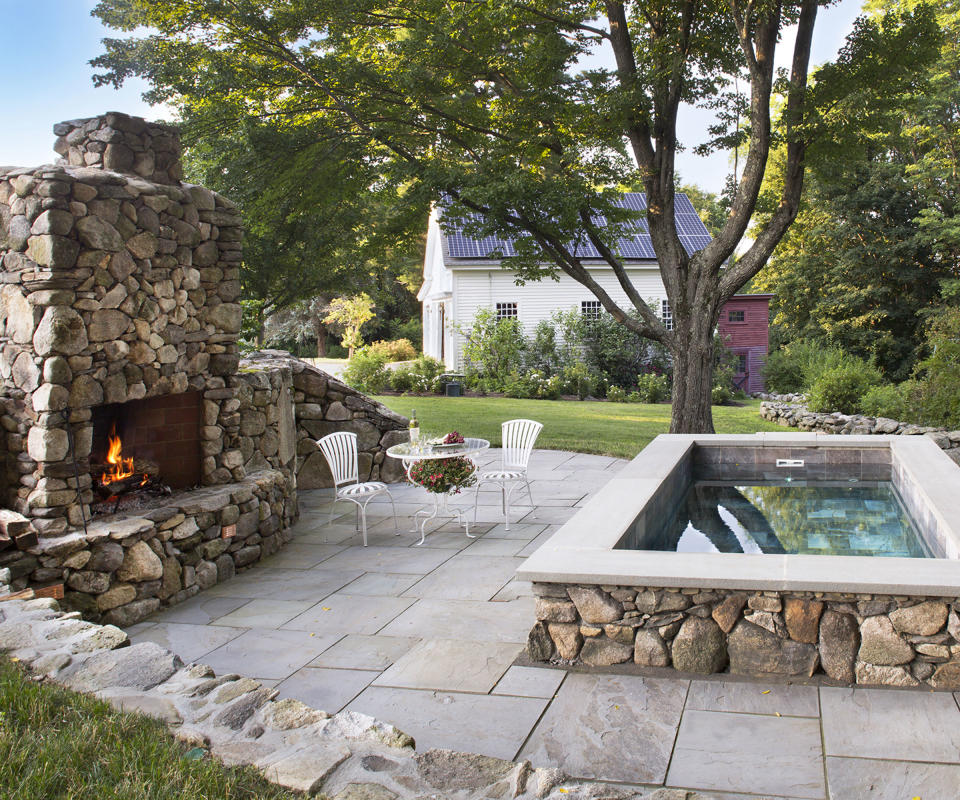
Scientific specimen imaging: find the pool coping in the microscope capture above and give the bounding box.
[516,433,960,596]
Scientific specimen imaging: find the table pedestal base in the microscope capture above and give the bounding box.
[412,492,477,546]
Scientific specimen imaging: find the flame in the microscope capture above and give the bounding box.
[101,424,135,486]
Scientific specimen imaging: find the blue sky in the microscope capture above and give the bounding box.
[2,0,864,193]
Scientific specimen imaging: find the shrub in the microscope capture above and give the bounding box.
[763,340,848,394]
[368,338,417,362]
[711,384,733,405]
[561,361,594,400]
[606,385,627,402]
[456,308,526,388]
[860,383,909,420]
[806,359,882,413]
[389,354,446,394]
[635,372,669,403]
[342,347,390,393]
[626,390,642,403]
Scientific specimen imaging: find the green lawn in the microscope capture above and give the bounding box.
[373,395,782,459]
[0,658,299,800]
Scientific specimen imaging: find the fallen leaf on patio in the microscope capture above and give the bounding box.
[761,689,770,694]
[322,607,331,611]
[775,712,781,717]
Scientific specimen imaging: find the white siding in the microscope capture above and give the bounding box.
[448,266,666,366]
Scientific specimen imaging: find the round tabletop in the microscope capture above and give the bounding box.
[387,437,490,462]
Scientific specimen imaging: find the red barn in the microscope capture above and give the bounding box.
[717,294,771,394]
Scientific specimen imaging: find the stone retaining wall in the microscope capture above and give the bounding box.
[242,350,409,489]
[0,592,715,800]
[528,583,960,690]
[759,400,960,464]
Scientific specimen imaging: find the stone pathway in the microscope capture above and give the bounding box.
[129,449,960,800]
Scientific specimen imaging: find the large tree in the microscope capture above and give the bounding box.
[92,0,934,431]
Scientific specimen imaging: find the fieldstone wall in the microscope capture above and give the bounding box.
[528,583,960,690]
[0,111,244,535]
[242,351,409,489]
[0,593,718,800]
[760,399,960,465]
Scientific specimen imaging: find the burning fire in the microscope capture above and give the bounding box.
[101,425,147,486]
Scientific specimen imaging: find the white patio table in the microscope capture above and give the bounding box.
[386,437,490,545]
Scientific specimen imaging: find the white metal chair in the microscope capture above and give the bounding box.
[473,419,543,530]
[316,431,399,546]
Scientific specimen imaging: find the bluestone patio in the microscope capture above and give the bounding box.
[127,449,960,800]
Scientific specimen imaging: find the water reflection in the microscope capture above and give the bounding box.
[644,482,927,558]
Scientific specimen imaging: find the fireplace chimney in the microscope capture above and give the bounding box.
[52,112,182,185]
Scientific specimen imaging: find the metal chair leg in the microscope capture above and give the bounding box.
[355,504,360,531]
[360,503,369,547]
[473,479,483,525]
[385,489,400,535]
[524,476,536,519]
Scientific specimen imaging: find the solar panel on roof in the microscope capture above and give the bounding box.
[440,192,710,260]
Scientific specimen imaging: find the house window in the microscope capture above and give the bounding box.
[660,299,674,331]
[495,302,518,320]
[581,300,602,320]
[728,309,746,323]
[735,353,748,374]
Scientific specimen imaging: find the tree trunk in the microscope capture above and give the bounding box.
[669,317,716,434]
[313,316,329,357]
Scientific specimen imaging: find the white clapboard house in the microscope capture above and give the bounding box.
[418,192,714,370]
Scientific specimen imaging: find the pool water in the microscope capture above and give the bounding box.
[640,481,928,558]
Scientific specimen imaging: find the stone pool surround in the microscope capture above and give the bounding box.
[518,433,960,689]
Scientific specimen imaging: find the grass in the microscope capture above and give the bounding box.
[372,395,782,459]
[0,658,300,800]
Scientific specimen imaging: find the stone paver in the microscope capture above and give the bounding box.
[825,756,960,799]
[820,686,960,763]
[666,710,825,798]
[275,666,379,713]
[492,665,566,698]
[345,685,550,760]
[309,634,418,671]
[134,448,960,798]
[519,673,688,784]
[685,679,820,717]
[374,638,521,692]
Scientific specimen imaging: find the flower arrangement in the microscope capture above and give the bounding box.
[408,431,476,493]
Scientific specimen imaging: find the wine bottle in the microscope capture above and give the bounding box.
[409,408,420,443]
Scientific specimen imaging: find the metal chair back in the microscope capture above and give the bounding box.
[317,431,359,489]
[501,419,543,471]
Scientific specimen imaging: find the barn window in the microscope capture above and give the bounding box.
[581,300,602,320]
[495,302,518,320]
[728,309,746,323]
[660,299,674,331]
[735,354,748,374]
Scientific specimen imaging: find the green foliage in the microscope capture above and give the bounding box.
[0,659,299,799]
[711,385,734,406]
[762,341,849,394]
[634,373,670,404]
[368,338,417,362]
[606,385,627,403]
[324,294,376,356]
[561,362,594,401]
[907,296,960,428]
[457,308,526,387]
[342,347,391,394]
[755,1,956,379]
[389,355,445,393]
[408,456,477,494]
[806,359,883,414]
[860,383,910,420]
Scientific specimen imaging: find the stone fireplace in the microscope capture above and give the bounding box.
[0,112,244,535]
[0,113,406,624]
